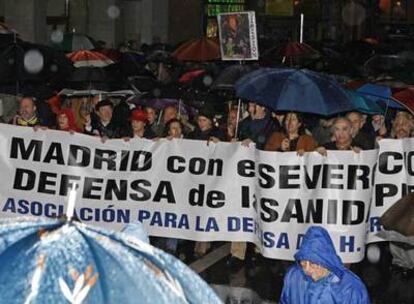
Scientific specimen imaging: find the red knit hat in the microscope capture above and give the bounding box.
[130,109,148,123]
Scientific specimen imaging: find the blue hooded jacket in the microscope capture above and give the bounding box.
[280,227,370,304]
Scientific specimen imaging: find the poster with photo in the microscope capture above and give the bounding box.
[217,11,259,61]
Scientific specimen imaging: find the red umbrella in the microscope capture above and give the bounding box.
[178,69,206,83]
[284,41,318,58]
[172,37,220,61]
[67,50,114,68]
[262,41,319,66]
[392,86,414,114]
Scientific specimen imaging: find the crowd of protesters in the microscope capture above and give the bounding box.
[6,96,413,148]
[2,94,414,303]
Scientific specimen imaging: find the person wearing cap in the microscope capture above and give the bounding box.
[188,106,225,143]
[127,108,156,139]
[84,99,125,139]
[280,226,369,304]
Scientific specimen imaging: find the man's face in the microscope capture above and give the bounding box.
[163,107,177,124]
[346,112,363,137]
[300,260,329,281]
[97,105,113,123]
[333,119,353,146]
[19,99,36,120]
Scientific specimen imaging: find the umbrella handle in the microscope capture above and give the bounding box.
[235,99,241,140]
[67,183,78,222]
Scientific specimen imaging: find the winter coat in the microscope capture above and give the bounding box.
[280,227,370,304]
[238,115,279,149]
[264,132,317,152]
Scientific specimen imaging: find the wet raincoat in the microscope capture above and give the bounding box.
[280,227,370,304]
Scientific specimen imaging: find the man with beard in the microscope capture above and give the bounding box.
[11,97,42,127]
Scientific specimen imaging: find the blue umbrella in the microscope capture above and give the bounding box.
[235,68,356,115]
[356,83,404,109]
[345,90,384,115]
[0,217,221,304]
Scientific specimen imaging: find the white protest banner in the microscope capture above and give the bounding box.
[368,138,414,243]
[0,124,377,262]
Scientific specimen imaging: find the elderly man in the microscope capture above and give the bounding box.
[346,111,375,150]
[280,226,369,304]
[317,117,362,156]
[11,97,41,127]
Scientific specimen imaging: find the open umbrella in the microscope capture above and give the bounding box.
[380,193,414,237]
[52,32,96,53]
[0,41,73,90]
[67,50,114,68]
[389,62,414,85]
[392,87,414,114]
[261,41,319,66]
[356,83,404,109]
[346,90,384,115]
[235,68,356,115]
[363,54,407,75]
[211,64,258,91]
[172,37,220,61]
[0,217,221,303]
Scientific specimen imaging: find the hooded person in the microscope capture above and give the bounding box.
[280,226,369,304]
[57,108,81,132]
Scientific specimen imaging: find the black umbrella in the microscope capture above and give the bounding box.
[66,64,125,91]
[211,64,258,91]
[364,54,408,76]
[0,41,72,84]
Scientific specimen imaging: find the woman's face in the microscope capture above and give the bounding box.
[58,114,69,129]
[168,121,182,138]
[197,116,212,131]
[393,117,412,139]
[131,120,146,133]
[285,113,301,134]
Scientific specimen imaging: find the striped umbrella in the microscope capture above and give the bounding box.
[67,50,114,68]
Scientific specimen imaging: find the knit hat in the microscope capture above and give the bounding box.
[197,106,215,122]
[129,109,148,123]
